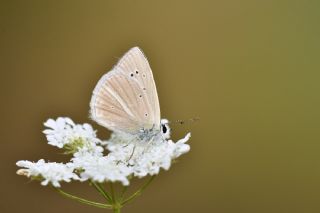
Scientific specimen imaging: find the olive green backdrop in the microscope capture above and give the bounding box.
[1,0,320,212]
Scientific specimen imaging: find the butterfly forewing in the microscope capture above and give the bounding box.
[90,47,161,134]
[115,47,160,125]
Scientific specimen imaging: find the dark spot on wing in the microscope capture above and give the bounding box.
[130,73,134,77]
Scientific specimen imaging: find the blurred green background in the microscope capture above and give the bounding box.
[1,0,320,212]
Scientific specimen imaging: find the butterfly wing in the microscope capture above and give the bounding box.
[90,47,161,134]
[115,47,161,127]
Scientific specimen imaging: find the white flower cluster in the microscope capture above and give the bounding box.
[16,117,191,187]
[16,159,78,187]
[106,133,191,177]
[43,117,101,149]
[71,147,132,185]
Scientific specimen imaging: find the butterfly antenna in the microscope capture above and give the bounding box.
[171,117,200,125]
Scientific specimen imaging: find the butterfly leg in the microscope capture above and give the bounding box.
[122,143,130,148]
[127,145,136,162]
[142,136,155,155]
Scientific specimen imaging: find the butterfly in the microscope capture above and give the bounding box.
[90,47,170,141]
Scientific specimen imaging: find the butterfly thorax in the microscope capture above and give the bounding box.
[110,120,170,144]
[137,127,162,142]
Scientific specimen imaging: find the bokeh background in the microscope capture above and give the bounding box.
[1,0,320,212]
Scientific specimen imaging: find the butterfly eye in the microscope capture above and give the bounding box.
[161,124,167,134]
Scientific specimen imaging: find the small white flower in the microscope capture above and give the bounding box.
[73,144,104,158]
[43,117,101,151]
[72,152,132,185]
[171,133,191,158]
[16,159,78,187]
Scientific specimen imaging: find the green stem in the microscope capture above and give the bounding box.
[120,186,128,201]
[108,182,122,213]
[121,176,156,206]
[54,188,112,209]
[109,182,116,203]
[113,207,121,213]
[90,180,112,203]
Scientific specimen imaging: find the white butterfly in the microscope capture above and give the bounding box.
[90,47,170,141]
